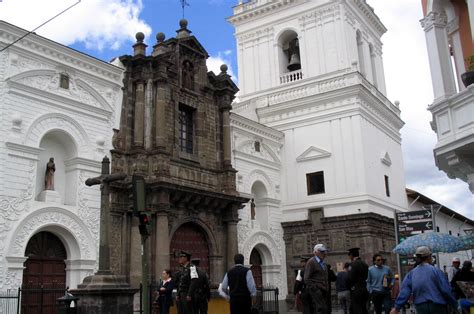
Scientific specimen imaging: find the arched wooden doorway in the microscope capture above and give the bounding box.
[250,248,262,288]
[22,231,67,314]
[170,223,210,276]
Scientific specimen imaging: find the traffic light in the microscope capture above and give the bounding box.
[138,212,151,236]
[132,174,146,216]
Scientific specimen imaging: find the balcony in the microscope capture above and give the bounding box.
[429,85,474,192]
[279,69,303,84]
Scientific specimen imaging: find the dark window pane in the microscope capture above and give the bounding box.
[179,104,194,154]
[306,171,325,195]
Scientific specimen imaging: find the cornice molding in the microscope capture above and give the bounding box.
[231,113,285,142]
[229,0,303,25]
[0,21,123,82]
[6,142,44,160]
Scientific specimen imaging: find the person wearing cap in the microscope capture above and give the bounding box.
[367,254,393,314]
[347,247,369,314]
[176,251,199,314]
[303,243,330,314]
[190,259,211,314]
[294,256,309,312]
[218,253,257,314]
[447,257,461,282]
[390,246,456,314]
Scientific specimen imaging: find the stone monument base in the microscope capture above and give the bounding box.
[70,273,137,314]
[37,190,61,203]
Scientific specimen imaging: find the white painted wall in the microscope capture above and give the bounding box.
[0,21,123,290]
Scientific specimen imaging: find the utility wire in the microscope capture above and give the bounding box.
[0,0,81,52]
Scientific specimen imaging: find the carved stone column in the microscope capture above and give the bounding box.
[155,190,170,276]
[134,80,145,147]
[155,81,167,150]
[222,106,232,167]
[420,11,456,100]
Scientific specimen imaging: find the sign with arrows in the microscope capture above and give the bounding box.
[396,209,434,234]
[396,209,432,222]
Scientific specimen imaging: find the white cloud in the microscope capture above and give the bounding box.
[368,0,474,219]
[0,0,152,51]
[207,50,238,83]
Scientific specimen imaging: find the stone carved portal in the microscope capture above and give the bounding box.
[22,231,67,314]
[170,223,210,275]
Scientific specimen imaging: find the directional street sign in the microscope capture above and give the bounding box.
[397,221,433,233]
[396,209,432,222]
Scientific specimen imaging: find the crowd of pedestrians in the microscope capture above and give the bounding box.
[293,244,473,314]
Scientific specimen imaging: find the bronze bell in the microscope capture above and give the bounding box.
[287,52,301,71]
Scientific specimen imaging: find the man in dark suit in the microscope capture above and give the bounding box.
[190,259,211,314]
[304,243,330,314]
[347,247,369,314]
[294,256,310,312]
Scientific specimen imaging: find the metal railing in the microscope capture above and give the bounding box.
[0,289,20,314]
[256,285,279,314]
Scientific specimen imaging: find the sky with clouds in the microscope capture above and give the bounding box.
[0,0,472,219]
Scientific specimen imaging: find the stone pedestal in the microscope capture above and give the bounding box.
[70,273,137,314]
[37,190,61,203]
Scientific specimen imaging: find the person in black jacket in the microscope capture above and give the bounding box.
[218,253,257,314]
[191,259,211,314]
[156,269,174,314]
[294,256,310,312]
[347,247,369,314]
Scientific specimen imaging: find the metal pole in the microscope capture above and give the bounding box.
[431,205,440,269]
[142,234,150,314]
[394,211,402,279]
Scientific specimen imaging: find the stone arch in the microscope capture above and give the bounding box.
[276,28,302,75]
[242,231,281,265]
[236,139,280,163]
[24,113,90,157]
[169,218,219,256]
[76,79,113,111]
[6,69,56,81]
[7,207,96,261]
[426,0,456,20]
[245,169,274,198]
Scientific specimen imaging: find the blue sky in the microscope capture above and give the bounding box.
[1,0,473,219]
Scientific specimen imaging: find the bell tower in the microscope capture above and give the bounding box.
[229,0,409,294]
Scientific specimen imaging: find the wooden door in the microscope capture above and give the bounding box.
[250,248,262,288]
[22,231,67,314]
[170,223,209,276]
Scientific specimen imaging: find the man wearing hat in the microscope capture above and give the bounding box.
[304,244,330,314]
[294,255,310,312]
[390,246,456,314]
[176,251,198,314]
[347,247,369,314]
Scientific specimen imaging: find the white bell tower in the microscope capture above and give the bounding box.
[229,0,408,221]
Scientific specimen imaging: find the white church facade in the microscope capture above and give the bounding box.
[229,0,407,298]
[0,20,123,293]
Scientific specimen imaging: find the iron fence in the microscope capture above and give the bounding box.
[256,285,279,314]
[0,289,20,314]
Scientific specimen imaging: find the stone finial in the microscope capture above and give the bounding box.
[176,19,192,39]
[220,64,228,74]
[136,32,145,43]
[156,32,165,43]
[133,32,147,56]
[152,32,167,56]
[179,19,188,29]
[394,100,400,107]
